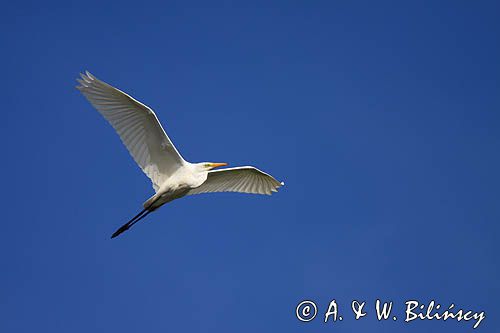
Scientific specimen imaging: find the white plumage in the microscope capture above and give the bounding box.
[76,71,283,238]
[187,166,282,196]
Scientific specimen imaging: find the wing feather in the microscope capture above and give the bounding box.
[187,166,284,196]
[76,71,185,192]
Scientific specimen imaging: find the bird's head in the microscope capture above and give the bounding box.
[198,162,228,171]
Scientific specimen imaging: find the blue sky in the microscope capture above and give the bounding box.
[1,1,499,332]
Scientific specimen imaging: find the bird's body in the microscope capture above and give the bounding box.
[76,71,283,238]
[144,162,208,210]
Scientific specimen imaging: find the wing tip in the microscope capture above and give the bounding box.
[269,180,284,194]
[76,70,96,87]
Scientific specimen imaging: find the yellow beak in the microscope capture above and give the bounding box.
[209,162,228,169]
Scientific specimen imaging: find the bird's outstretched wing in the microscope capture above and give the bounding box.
[187,166,284,196]
[76,71,185,192]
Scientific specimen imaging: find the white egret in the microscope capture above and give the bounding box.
[76,72,284,238]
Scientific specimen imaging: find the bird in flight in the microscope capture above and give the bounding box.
[76,72,284,238]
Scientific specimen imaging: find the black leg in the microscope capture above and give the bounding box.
[111,208,148,238]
